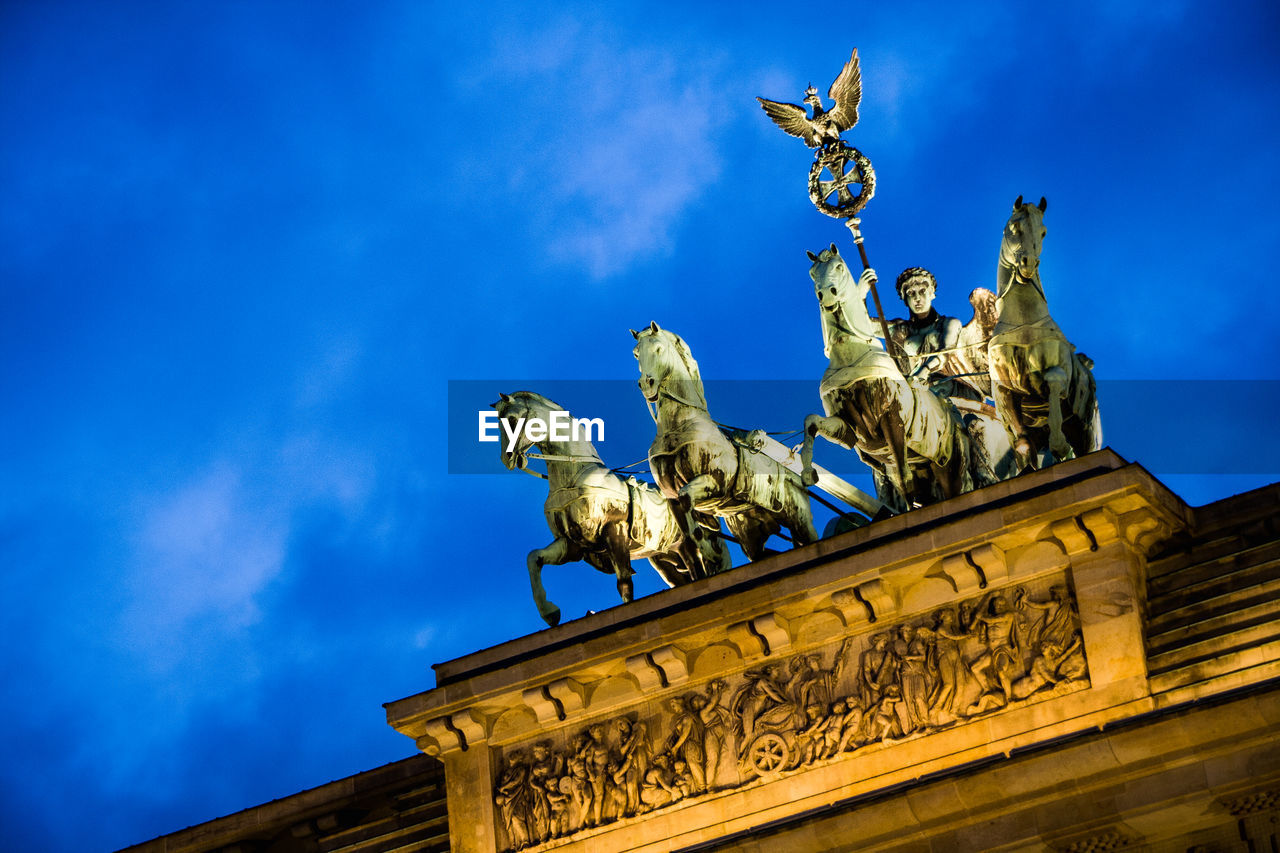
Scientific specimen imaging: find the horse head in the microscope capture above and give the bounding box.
[631,321,707,409]
[807,243,877,357]
[1000,195,1048,284]
[490,390,556,470]
[807,243,856,313]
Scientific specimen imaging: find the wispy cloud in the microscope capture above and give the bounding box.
[120,464,282,672]
[461,16,728,279]
[118,433,377,679]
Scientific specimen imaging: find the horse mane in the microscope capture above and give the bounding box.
[510,390,560,415]
[664,330,708,409]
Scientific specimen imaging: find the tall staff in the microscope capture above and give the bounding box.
[758,48,909,373]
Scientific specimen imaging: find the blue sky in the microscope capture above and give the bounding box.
[2,2,1278,850]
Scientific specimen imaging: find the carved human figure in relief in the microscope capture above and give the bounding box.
[526,741,561,843]
[1012,585,1087,698]
[495,748,532,850]
[692,678,730,790]
[969,593,1022,707]
[640,752,682,809]
[565,732,593,831]
[732,663,788,755]
[1023,584,1077,651]
[787,653,838,715]
[611,718,649,818]
[583,723,613,827]
[832,697,867,754]
[547,776,572,839]
[926,607,981,721]
[895,624,932,733]
[859,632,897,708]
[665,696,708,795]
[796,702,836,765]
[866,683,905,741]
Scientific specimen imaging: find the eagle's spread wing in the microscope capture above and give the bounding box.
[825,48,862,133]
[757,97,820,147]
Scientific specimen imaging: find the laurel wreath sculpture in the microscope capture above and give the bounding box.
[808,142,876,219]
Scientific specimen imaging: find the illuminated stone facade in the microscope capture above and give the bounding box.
[123,451,1280,853]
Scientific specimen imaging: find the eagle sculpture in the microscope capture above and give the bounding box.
[757,48,862,148]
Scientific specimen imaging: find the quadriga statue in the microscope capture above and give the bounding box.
[799,245,973,512]
[988,197,1101,469]
[632,322,818,560]
[492,391,728,627]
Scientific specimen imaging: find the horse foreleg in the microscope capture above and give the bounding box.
[1042,365,1073,461]
[994,383,1034,470]
[802,413,857,486]
[527,537,581,627]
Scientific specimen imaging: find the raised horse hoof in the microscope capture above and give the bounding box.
[801,467,819,487]
[540,607,562,627]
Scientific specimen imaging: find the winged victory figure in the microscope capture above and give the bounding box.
[757,48,862,148]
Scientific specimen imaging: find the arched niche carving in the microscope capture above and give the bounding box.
[688,642,742,680]
[792,609,845,647]
[1010,539,1069,578]
[902,576,958,615]
[490,705,539,744]
[586,673,642,709]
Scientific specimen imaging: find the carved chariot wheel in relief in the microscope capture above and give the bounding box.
[745,732,790,776]
[808,143,876,218]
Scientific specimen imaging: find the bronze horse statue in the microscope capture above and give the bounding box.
[988,197,1101,469]
[799,245,972,511]
[494,391,728,626]
[633,323,818,560]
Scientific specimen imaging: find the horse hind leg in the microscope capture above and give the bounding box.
[932,420,972,501]
[783,479,819,547]
[602,521,636,603]
[880,407,917,506]
[694,512,732,576]
[1042,365,1074,461]
[668,502,713,582]
[527,537,582,627]
[726,512,779,562]
[994,383,1035,470]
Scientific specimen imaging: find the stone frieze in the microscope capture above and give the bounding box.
[491,578,1088,851]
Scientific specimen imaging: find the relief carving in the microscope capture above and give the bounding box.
[492,579,1087,851]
